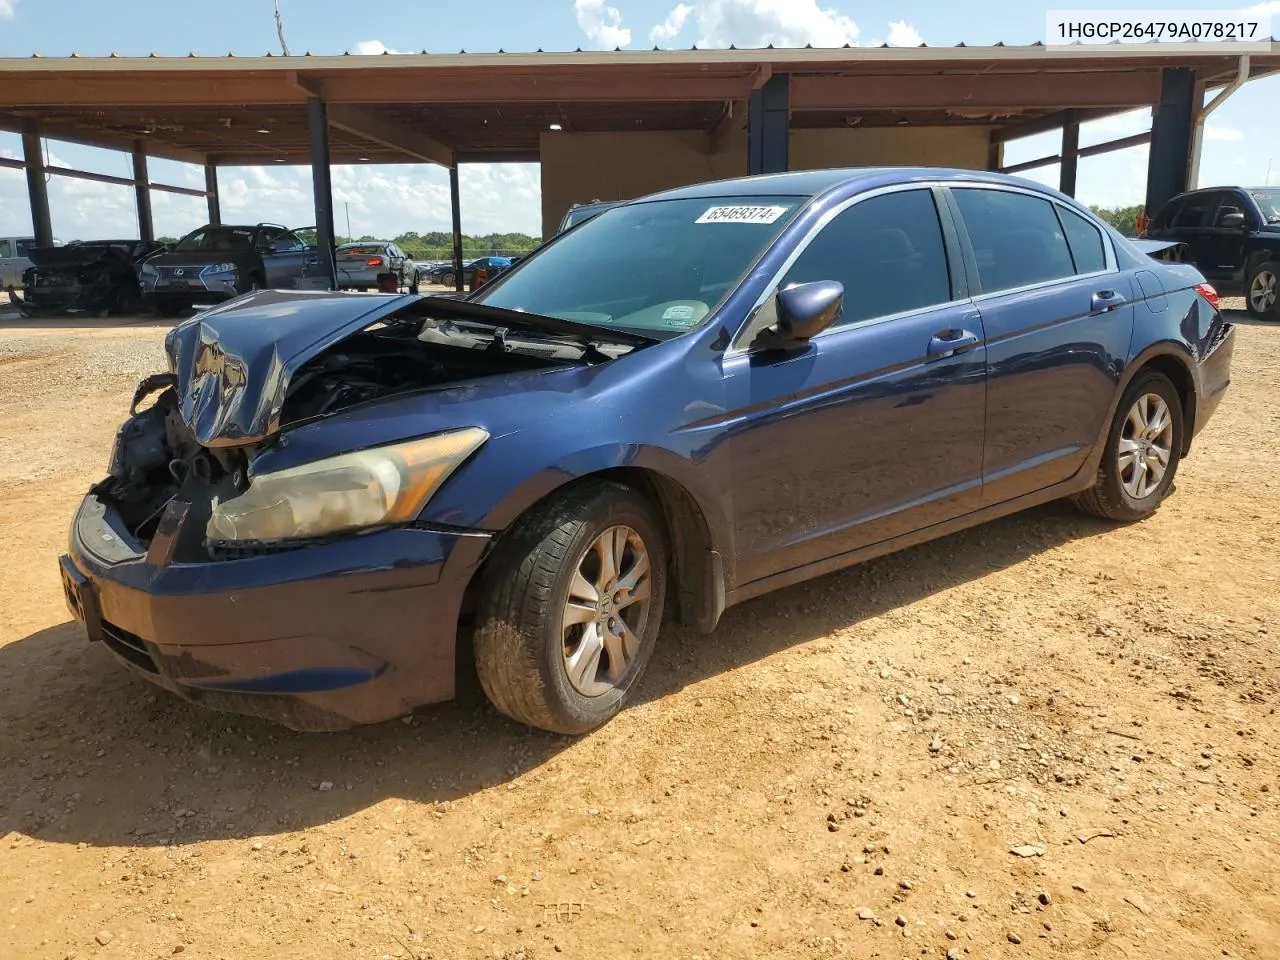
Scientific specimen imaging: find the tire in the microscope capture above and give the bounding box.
[1245,261,1280,320]
[473,480,668,734]
[408,270,420,294]
[1074,371,1184,522]
[441,272,455,288]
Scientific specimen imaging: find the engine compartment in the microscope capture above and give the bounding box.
[96,326,570,553]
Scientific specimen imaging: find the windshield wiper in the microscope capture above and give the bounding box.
[410,296,658,349]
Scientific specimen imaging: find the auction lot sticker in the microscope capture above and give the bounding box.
[696,205,789,225]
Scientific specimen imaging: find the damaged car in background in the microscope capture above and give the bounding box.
[60,168,1234,736]
[16,239,166,316]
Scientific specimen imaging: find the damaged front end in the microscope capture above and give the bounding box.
[21,240,164,316]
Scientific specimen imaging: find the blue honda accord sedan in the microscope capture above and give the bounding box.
[60,167,1234,734]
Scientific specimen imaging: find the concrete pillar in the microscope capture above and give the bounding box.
[22,125,53,248]
[132,144,154,242]
[204,164,221,226]
[1059,110,1079,197]
[1144,68,1196,216]
[307,97,338,290]
[748,75,789,175]
[449,164,464,293]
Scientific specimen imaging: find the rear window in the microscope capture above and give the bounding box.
[340,245,385,257]
[1057,207,1107,274]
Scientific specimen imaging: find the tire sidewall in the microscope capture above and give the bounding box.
[1099,372,1184,518]
[1246,262,1280,320]
[538,493,668,732]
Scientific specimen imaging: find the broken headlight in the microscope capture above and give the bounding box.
[206,428,488,543]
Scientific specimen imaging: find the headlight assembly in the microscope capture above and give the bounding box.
[202,262,238,275]
[206,428,488,543]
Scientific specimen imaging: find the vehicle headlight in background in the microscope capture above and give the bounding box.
[201,262,238,275]
[206,428,489,543]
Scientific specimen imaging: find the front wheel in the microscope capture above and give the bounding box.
[1074,371,1183,522]
[1246,261,1279,320]
[473,481,668,734]
[441,271,455,288]
[407,270,420,294]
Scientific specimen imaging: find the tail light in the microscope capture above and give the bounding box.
[1194,282,1220,311]
[366,257,385,268]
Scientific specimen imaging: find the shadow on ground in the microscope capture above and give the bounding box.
[0,501,1117,849]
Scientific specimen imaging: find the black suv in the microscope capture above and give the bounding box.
[139,223,320,316]
[1147,186,1280,319]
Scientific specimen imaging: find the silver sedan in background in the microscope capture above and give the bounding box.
[336,242,420,292]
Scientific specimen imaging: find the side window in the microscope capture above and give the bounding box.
[779,189,952,327]
[0,239,12,258]
[1056,206,1107,274]
[1151,198,1181,231]
[1172,194,1215,228]
[952,188,1075,294]
[272,232,305,253]
[16,239,34,257]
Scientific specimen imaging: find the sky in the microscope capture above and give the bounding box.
[0,0,1278,242]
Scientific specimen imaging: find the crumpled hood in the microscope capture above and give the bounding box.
[163,290,416,447]
[27,242,152,270]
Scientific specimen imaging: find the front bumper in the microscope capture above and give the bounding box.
[142,271,241,302]
[61,493,491,731]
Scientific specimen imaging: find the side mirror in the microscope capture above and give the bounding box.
[1220,211,1246,229]
[753,281,844,350]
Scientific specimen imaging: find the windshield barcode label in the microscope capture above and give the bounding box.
[696,205,789,225]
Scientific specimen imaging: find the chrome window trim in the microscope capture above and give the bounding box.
[728,180,1120,356]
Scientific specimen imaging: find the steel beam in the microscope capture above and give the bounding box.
[449,165,464,294]
[326,103,453,167]
[1144,68,1196,216]
[748,74,789,175]
[133,143,154,242]
[1059,110,1079,197]
[22,125,53,248]
[205,164,221,225]
[307,97,338,290]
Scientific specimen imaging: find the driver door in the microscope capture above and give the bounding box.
[723,187,987,586]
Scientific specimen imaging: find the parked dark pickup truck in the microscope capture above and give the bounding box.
[1146,186,1280,319]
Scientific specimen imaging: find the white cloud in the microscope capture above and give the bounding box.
[693,0,859,48]
[650,2,693,45]
[346,40,404,56]
[574,0,632,49]
[1240,1,1280,17]
[886,20,923,47]
[0,1,15,20]
[1205,124,1245,142]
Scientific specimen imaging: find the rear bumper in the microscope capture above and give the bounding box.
[62,493,491,731]
[1193,321,1235,438]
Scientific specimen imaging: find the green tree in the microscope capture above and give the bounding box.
[1089,204,1145,237]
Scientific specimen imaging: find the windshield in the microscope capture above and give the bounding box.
[1251,190,1280,222]
[174,227,256,253]
[475,196,804,337]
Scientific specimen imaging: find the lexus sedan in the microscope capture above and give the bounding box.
[60,168,1234,734]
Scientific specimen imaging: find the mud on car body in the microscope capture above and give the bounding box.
[61,168,1235,734]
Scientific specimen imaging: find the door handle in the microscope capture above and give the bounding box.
[927,328,981,359]
[304,256,319,265]
[1091,289,1127,312]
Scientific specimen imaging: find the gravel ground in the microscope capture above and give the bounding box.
[0,311,1277,960]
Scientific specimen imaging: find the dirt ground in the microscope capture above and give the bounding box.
[1,310,1277,960]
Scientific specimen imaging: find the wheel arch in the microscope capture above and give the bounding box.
[457,465,727,663]
[1126,345,1198,456]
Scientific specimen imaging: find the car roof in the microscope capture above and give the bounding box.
[634,167,1069,204]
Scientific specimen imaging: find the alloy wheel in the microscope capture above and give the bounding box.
[560,525,653,697]
[1250,268,1278,314]
[1118,393,1174,500]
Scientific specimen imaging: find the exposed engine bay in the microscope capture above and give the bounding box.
[19,240,166,316]
[96,320,579,555]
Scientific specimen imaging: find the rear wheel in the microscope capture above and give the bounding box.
[407,270,420,294]
[441,271,456,288]
[473,481,667,734]
[1246,262,1279,320]
[1074,371,1183,522]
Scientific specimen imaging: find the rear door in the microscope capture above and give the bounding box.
[261,229,310,287]
[0,238,14,286]
[946,186,1135,506]
[724,186,988,584]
